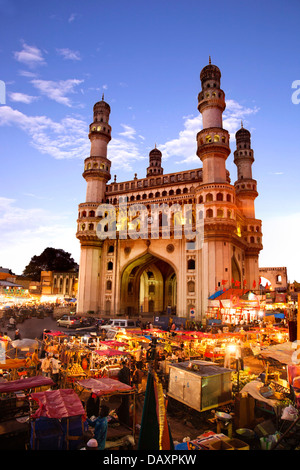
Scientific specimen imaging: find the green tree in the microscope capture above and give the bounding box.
[23,247,78,281]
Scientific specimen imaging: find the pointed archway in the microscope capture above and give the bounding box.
[120,253,177,316]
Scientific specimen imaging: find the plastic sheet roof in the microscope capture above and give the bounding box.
[0,375,54,393]
[30,388,85,419]
[76,377,133,396]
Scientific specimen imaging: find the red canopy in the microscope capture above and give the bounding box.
[100,340,128,348]
[31,388,85,419]
[0,375,54,394]
[76,377,133,396]
[43,330,67,337]
[95,348,128,357]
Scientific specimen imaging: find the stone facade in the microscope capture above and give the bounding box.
[76,62,263,320]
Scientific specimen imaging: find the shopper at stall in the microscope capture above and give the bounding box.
[40,354,51,377]
[235,340,244,371]
[87,405,109,450]
[118,360,131,385]
[50,353,61,387]
[132,363,144,393]
[1,332,11,351]
[86,393,100,418]
[31,349,40,373]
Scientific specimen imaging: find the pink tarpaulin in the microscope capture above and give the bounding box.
[0,375,54,393]
[76,377,133,396]
[31,388,85,419]
[100,340,128,347]
[44,331,66,337]
[95,348,128,357]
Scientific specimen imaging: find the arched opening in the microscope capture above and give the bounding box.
[120,253,177,317]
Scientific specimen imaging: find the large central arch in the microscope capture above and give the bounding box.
[120,253,177,317]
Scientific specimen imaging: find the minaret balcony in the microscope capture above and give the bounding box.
[197,94,226,114]
[197,128,230,147]
[76,228,101,245]
[82,168,111,181]
[234,181,258,198]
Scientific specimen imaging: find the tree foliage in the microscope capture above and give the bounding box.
[23,247,78,281]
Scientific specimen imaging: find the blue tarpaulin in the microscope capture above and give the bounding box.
[265,312,285,319]
[208,290,226,300]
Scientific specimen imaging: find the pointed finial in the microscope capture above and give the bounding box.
[155,142,157,149]
[241,120,243,128]
[102,93,104,101]
[209,56,211,65]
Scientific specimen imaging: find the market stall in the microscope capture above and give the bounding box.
[75,377,136,449]
[0,375,55,441]
[90,348,131,378]
[30,388,86,450]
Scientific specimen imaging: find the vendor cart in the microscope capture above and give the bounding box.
[168,360,232,412]
[0,375,54,450]
[75,377,136,449]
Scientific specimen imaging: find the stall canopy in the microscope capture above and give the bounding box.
[0,358,26,370]
[11,338,39,350]
[31,389,85,419]
[95,348,129,357]
[0,375,54,393]
[259,341,295,365]
[100,340,128,348]
[76,377,133,396]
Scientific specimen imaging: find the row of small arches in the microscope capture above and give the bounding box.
[200,192,232,203]
[85,162,110,171]
[199,90,222,100]
[205,208,233,219]
[200,134,227,144]
[247,236,261,244]
[91,125,111,134]
[108,188,190,203]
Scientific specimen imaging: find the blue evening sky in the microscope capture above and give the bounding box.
[0,0,300,282]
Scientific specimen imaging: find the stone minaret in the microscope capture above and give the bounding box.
[234,124,263,290]
[233,124,257,219]
[196,57,230,183]
[146,146,163,177]
[76,96,112,314]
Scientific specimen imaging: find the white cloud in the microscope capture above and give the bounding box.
[159,99,259,165]
[0,106,145,169]
[57,48,81,61]
[0,197,79,274]
[108,137,146,172]
[31,78,84,107]
[0,106,89,159]
[14,42,46,68]
[18,70,38,78]
[9,92,39,104]
[118,124,136,140]
[68,13,77,23]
